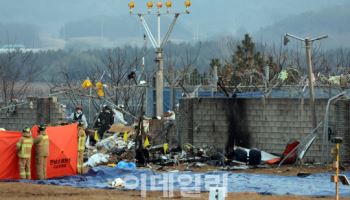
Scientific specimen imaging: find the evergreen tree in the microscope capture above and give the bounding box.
[224,34,277,86]
[210,58,221,71]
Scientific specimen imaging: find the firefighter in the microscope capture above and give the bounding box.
[77,121,87,174]
[34,124,49,180]
[16,127,33,179]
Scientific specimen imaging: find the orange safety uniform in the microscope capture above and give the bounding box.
[34,131,49,180]
[16,134,33,179]
[77,126,86,174]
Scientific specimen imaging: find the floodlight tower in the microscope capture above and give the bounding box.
[284,33,328,129]
[128,1,191,117]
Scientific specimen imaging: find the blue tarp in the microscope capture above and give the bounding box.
[10,167,350,196]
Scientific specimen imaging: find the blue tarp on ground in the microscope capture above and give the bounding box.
[11,167,350,196]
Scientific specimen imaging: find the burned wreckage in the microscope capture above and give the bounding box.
[82,106,314,170]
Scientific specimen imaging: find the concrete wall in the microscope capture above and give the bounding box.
[0,97,65,131]
[149,119,178,146]
[177,98,350,163]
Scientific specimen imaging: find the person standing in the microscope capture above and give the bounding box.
[77,121,86,174]
[34,124,49,180]
[94,105,114,140]
[68,105,88,129]
[16,127,33,179]
[113,105,128,125]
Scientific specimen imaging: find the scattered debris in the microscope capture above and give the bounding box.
[84,153,110,167]
[82,116,307,172]
[116,161,136,170]
[110,178,125,188]
[108,124,134,133]
[297,172,312,177]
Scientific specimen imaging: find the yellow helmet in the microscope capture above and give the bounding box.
[22,127,31,136]
[22,127,31,133]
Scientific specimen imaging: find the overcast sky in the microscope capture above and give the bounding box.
[0,0,348,40]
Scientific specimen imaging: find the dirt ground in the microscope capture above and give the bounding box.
[0,165,348,200]
[149,163,336,176]
[0,182,346,200]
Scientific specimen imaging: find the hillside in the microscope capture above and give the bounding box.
[0,0,348,36]
[255,3,350,48]
[0,0,349,48]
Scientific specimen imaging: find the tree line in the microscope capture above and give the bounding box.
[1,34,350,105]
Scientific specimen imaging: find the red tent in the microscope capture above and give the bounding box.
[0,123,78,180]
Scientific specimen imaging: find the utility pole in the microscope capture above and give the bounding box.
[128,1,191,117]
[169,67,176,111]
[284,33,328,129]
[211,65,218,97]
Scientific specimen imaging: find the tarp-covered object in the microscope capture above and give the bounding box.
[0,124,78,180]
[30,167,350,196]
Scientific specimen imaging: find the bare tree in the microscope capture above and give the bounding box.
[94,47,148,116]
[164,43,178,87]
[163,42,202,96]
[179,42,202,86]
[268,39,289,72]
[47,46,149,124]
[0,49,41,103]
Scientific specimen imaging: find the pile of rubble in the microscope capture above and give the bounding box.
[82,111,295,171]
[84,133,136,167]
[83,129,282,171]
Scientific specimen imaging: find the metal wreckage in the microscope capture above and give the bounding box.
[83,106,313,172]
